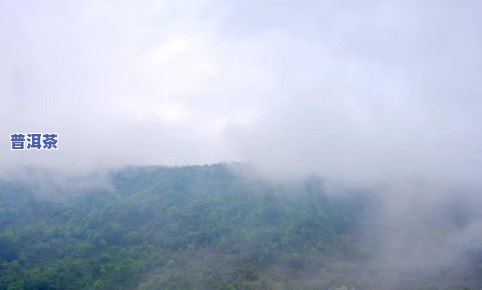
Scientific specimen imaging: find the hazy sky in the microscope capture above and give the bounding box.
[2,0,482,187]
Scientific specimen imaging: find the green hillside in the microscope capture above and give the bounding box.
[0,164,478,290]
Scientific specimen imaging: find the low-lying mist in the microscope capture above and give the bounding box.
[1,164,481,289]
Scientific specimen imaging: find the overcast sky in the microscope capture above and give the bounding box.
[2,0,482,187]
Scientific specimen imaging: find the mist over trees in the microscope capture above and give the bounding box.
[0,164,480,290]
[2,0,482,289]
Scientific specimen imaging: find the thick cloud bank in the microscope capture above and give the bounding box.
[2,0,481,184]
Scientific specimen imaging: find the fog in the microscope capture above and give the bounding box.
[2,0,482,288]
[2,0,481,184]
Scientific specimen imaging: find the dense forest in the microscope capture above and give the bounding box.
[0,164,480,290]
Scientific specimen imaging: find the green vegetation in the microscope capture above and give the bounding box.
[0,164,479,289]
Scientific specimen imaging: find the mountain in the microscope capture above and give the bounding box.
[0,164,478,290]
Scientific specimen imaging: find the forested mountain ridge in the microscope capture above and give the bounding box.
[0,164,478,289]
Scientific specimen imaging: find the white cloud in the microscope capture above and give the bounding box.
[0,0,481,186]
